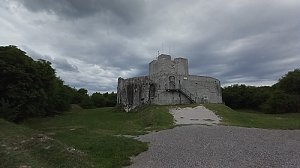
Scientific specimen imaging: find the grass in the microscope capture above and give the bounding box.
[1,105,174,168]
[204,103,300,129]
[0,119,94,168]
[3,103,299,167]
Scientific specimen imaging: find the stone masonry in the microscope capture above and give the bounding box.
[117,54,222,111]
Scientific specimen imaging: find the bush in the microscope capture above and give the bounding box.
[80,96,95,109]
[222,85,271,109]
[0,46,75,121]
[277,69,300,95]
[90,92,116,108]
[262,91,300,113]
[222,69,300,114]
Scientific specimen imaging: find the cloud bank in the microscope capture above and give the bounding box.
[1,0,299,92]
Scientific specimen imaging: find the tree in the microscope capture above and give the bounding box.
[106,92,117,107]
[0,46,49,121]
[79,96,94,109]
[262,90,299,113]
[222,85,272,110]
[72,88,88,104]
[91,92,105,107]
[277,69,300,95]
[90,92,117,108]
[0,46,76,121]
[222,69,300,113]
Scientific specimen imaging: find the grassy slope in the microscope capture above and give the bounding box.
[204,104,300,129]
[4,103,299,167]
[0,119,94,168]
[20,105,173,168]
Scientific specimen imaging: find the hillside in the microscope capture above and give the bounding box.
[0,119,94,167]
[1,106,173,168]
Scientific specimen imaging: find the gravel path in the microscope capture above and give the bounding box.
[170,106,220,125]
[127,125,300,168]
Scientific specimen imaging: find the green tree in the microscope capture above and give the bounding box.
[79,96,94,109]
[222,85,272,110]
[277,69,300,95]
[262,90,299,113]
[91,92,105,107]
[72,88,88,104]
[222,69,300,114]
[0,45,76,121]
[105,92,117,107]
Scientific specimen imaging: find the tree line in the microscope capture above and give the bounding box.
[0,46,116,122]
[222,69,300,113]
[73,88,117,109]
[1,45,298,122]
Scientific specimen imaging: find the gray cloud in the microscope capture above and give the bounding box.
[1,0,300,92]
[18,0,145,23]
[21,46,79,72]
[52,58,79,72]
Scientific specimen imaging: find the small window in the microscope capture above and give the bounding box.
[169,76,175,82]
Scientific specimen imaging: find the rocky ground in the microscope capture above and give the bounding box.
[170,106,220,125]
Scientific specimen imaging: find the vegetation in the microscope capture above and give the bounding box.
[204,104,300,129]
[277,69,300,95]
[1,105,174,168]
[0,119,94,167]
[0,45,117,122]
[222,69,300,113]
[0,45,172,167]
[70,88,117,109]
[0,46,73,122]
[1,44,299,168]
[90,92,117,108]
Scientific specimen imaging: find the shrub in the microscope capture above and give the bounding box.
[262,91,299,113]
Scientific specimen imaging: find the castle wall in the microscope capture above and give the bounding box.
[150,90,191,105]
[117,76,151,111]
[179,75,222,103]
[117,54,222,110]
[149,54,188,80]
[174,58,188,76]
[148,75,222,105]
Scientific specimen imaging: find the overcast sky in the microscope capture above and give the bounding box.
[1,0,300,93]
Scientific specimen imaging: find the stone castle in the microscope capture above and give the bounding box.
[117,54,222,111]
